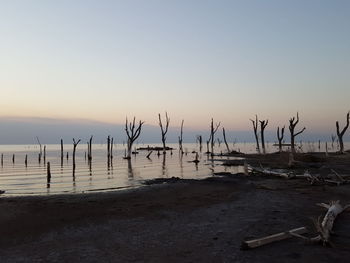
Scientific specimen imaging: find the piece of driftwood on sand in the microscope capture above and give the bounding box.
[241,227,308,250]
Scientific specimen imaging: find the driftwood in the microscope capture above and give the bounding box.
[241,227,307,250]
[248,164,291,179]
[291,201,350,246]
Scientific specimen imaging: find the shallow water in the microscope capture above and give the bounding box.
[0,143,245,196]
[0,141,346,196]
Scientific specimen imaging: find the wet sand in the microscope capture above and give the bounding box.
[1,153,350,262]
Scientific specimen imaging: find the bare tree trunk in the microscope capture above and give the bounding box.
[60,139,64,167]
[259,119,268,154]
[72,138,81,173]
[336,112,349,154]
[250,115,260,154]
[158,112,170,154]
[289,113,306,153]
[125,117,144,159]
[36,136,42,164]
[178,120,184,155]
[107,135,111,164]
[210,118,220,157]
[43,145,46,165]
[277,126,285,152]
[197,135,203,152]
[222,127,230,153]
[47,161,51,187]
[25,154,28,167]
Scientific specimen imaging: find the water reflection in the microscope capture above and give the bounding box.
[162,154,168,177]
[127,159,134,179]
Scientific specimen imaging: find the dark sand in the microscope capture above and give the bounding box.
[1,153,350,262]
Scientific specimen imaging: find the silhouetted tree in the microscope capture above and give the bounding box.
[178,120,184,155]
[336,112,349,154]
[259,119,268,154]
[125,117,144,159]
[222,127,230,153]
[196,135,203,152]
[289,113,306,153]
[210,118,220,156]
[277,126,285,152]
[72,138,81,169]
[250,115,260,153]
[158,112,170,154]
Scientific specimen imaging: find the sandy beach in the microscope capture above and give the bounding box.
[1,159,350,263]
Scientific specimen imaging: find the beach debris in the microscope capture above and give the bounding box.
[241,227,307,250]
[0,190,5,195]
[291,200,350,246]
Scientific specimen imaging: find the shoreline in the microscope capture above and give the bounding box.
[1,152,350,262]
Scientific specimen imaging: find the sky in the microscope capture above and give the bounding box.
[0,0,350,139]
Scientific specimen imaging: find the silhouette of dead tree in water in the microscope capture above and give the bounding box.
[178,120,184,155]
[250,115,260,154]
[259,119,268,154]
[36,136,42,164]
[210,118,220,157]
[196,135,203,152]
[336,112,349,154]
[125,117,144,159]
[72,138,81,174]
[222,127,230,153]
[277,126,285,152]
[158,112,170,154]
[289,112,306,153]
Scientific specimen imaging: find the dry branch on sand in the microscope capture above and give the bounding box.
[242,201,350,250]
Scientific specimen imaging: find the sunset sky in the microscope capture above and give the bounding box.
[1,0,349,135]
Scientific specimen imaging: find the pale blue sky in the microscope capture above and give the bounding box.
[0,0,349,133]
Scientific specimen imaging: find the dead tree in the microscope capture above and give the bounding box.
[196,135,203,152]
[178,120,184,154]
[336,112,349,154]
[72,138,81,170]
[60,139,64,166]
[43,145,46,164]
[36,136,42,164]
[222,127,230,153]
[110,137,114,160]
[158,112,170,154]
[125,117,144,159]
[250,115,260,154]
[87,135,93,162]
[277,126,285,152]
[210,118,220,156]
[289,113,306,153]
[107,135,111,161]
[259,119,268,154]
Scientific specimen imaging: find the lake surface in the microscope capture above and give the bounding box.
[0,141,345,196]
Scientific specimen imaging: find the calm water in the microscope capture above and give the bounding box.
[0,141,346,196]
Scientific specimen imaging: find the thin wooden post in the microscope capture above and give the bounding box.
[25,154,28,167]
[43,145,46,164]
[1,153,3,167]
[47,161,51,184]
[60,139,64,166]
[12,154,15,164]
